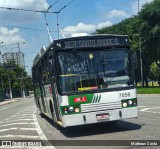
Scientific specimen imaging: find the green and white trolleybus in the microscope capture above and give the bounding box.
[32,34,138,129]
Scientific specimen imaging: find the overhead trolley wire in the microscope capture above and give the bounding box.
[0,0,76,14]
[47,0,61,11]
[0,0,77,39]
[57,0,76,13]
[54,0,77,38]
[0,6,55,13]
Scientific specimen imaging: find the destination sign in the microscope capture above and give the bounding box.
[61,37,129,49]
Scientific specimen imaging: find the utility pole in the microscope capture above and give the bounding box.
[139,38,144,87]
[17,43,20,52]
[0,77,5,99]
[22,67,26,98]
[138,0,144,87]
[9,76,13,99]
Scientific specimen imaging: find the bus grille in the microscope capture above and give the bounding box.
[81,101,121,113]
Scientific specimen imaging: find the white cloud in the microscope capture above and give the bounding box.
[0,0,49,23]
[63,21,112,37]
[131,0,153,14]
[0,0,49,11]
[0,26,25,45]
[63,23,96,33]
[97,21,113,29]
[108,9,128,19]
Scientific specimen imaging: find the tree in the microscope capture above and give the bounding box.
[0,61,32,98]
[139,0,160,86]
[149,62,159,81]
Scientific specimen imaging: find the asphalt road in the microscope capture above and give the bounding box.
[0,95,160,149]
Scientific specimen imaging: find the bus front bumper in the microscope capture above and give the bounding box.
[62,107,138,127]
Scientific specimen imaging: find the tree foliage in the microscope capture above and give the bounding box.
[149,62,159,81]
[0,61,32,98]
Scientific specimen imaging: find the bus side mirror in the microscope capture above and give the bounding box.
[132,51,138,69]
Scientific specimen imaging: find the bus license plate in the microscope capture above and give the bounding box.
[96,113,109,120]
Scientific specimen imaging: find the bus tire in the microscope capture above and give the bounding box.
[49,101,56,123]
[55,123,63,130]
[49,101,63,130]
[38,99,44,118]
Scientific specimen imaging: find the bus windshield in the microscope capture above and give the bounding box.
[57,49,134,93]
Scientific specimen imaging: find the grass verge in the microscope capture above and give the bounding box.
[137,87,160,94]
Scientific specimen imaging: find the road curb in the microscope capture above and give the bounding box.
[0,99,20,106]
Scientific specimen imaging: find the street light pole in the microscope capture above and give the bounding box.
[21,66,28,99]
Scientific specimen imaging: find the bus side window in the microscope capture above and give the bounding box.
[48,51,55,78]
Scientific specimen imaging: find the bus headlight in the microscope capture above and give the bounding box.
[128,100,132,105]
[69,107,74,112]
[123,102,127,107]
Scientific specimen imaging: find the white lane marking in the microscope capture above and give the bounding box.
[10,114,34,117]
[0,119,34,124]
[0,123,34,128]
[139,106,160,114]
[33,109,56,148]
[0,127,37,132]
[19,128,37,131]
[0,107,35,122]
[0,135,40,139]
[139,108,151,112]
[139,107,160,112]
[0,128,17,132]
[1,117,33,122]
[33,109,47,140]
[140,110,160,114]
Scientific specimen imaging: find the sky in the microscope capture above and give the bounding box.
[0,0,153,75]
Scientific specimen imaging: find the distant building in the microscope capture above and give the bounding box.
[1,52,25,68]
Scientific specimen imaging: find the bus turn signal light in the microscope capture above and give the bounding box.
[75,108,80,113]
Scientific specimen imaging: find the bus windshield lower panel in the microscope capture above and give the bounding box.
[57,49,134,93]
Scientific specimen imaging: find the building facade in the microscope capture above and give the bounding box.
[1,52,25,68]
